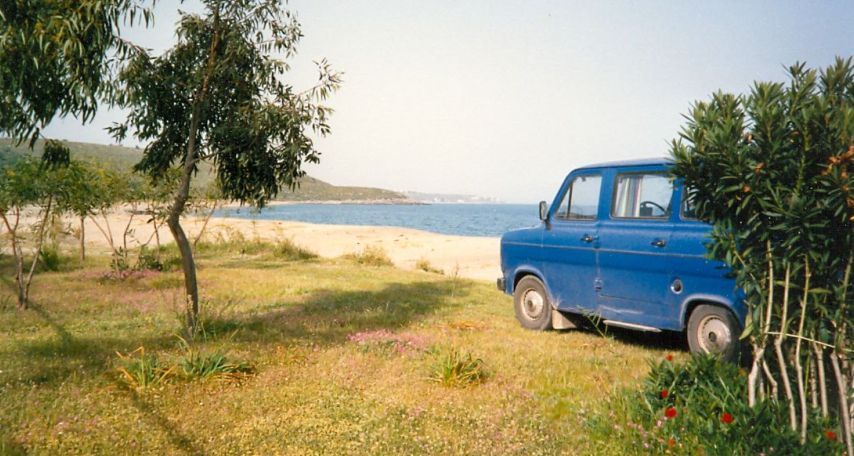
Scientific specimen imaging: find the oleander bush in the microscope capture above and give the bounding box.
[671,57,853,452]
[591,355,844,455]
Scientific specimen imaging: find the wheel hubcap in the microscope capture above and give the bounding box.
[697,316,731,353]
[521,288,545,320]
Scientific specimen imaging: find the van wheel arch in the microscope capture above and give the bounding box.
[513,271,544,291]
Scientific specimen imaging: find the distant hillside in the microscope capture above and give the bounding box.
[0,139,407,202]
[283,175,407,201]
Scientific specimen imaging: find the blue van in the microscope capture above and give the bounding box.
[498,158,744,360]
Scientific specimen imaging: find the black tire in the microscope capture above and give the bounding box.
[513,276,552,330]
[687,304,741,363]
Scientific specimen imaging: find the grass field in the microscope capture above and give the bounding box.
[0,244,685,455]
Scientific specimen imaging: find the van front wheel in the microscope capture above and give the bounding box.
[687,304,740,363]
[513,276,552,330]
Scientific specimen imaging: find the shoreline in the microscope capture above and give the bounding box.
[221,198,426,208]
[6,207,501,282]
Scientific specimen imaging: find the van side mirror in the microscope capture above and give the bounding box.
[539,201,549,222]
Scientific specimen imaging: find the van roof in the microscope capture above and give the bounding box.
[575,157,672,170]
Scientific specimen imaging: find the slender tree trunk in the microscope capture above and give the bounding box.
[123,208,135,253]
[761,354,779,400]
[813,343,829,417]
[22,197,54,306]
[831,352,853,456]
[809,360,818,410]
[168,213,199,329]
[774,264,797,432]
[1,210,25,310]
[793,262,809,442]
[192,200,218,248]
[749,346,765,406]
[79,216,86,262]
[171,4,222,331]
[154,218,161,251]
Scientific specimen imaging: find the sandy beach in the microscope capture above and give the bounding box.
[5,207,501,282]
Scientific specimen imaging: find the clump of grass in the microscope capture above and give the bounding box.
[197,228,264,255]
[429,348,487,387]
[272,238,317,261]
[149,275,184,290]
[116,347,173,388]
[197,229,316,261]
[345,245,393,267]
[177,337,254,381]
[38,244,63,272]
[415,257,443,274]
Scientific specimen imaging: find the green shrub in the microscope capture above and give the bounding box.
[116,347,172,388]
[38,244,62,272]
[589,355,844,455]
[345,246,393,267]
[429,348,487,387]
[135,247,164,271]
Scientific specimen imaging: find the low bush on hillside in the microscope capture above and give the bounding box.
[588,355,844,455]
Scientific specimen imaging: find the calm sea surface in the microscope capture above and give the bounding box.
[215,203,540,237]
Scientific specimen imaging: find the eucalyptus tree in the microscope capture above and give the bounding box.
[0,157,80,309]
[110,0,341,329]
[0,0,152,153]
[58,161,103,261]
[672,58,853,454]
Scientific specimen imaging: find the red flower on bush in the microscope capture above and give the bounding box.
[660,389,669,399]
[825,430,837,441]
[667,437,676,447]
[721,412,733,424]
[664,407,677,419]
[665,354,674,362]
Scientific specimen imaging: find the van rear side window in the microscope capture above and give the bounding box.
[555,175,601,220]
[612,173,673,219]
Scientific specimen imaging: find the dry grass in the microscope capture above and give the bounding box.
[0,243,685,454]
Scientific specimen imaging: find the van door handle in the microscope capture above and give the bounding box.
[651,239,667,248]
[581,234,597,243]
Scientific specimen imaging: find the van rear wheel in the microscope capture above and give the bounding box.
[514,276,552,330]
[687,304,740,363]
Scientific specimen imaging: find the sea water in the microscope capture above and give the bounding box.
[215,203,540,237]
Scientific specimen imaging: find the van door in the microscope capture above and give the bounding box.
[596,171,675,326]
[542,173,602,312]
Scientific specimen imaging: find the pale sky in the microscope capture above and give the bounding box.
[44,1,854,203]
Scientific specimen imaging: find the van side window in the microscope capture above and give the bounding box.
[682,192,698,219]
[556,175,601,220]
[612,173,673,219]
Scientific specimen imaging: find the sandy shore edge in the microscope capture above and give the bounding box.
[3,208,501,282]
